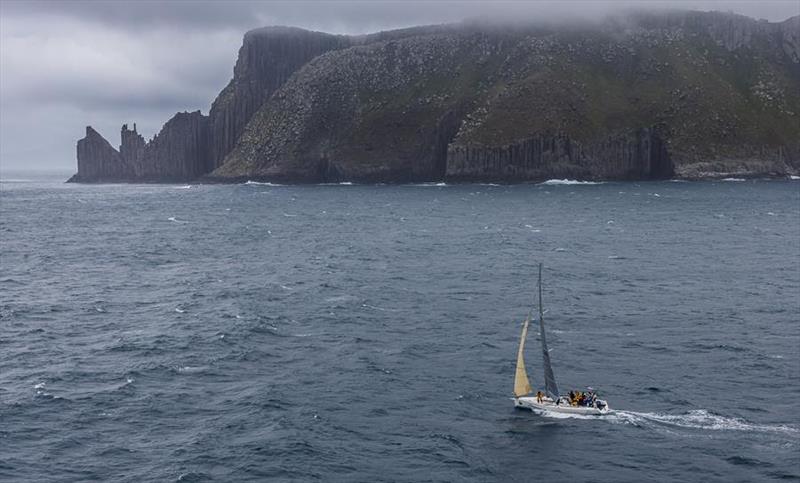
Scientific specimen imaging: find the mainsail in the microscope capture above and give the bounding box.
[513,314,532,397]
[538,264,560,401]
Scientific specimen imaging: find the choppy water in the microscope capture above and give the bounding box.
[1,173,799,482]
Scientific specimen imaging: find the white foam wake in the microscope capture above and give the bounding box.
[613,409,798,435]
[541,179,603,185]
[528,407,797,435]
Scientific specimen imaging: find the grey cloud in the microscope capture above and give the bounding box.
[1,0,798,172]
[6,1,798,33]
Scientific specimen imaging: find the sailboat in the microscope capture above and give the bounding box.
[513,264,612,415]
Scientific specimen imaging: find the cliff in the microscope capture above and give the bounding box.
[68,127,133,182]
[70,11,800,183]
[70,112,210,182]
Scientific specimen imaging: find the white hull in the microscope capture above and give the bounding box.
[515,396,612,415]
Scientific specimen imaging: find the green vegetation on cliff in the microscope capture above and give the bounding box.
[213,11,799,182]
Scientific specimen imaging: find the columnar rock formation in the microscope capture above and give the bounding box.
[70,11,800,183]
[71,127,133,182]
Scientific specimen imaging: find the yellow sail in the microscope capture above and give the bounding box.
[514,315,532,397]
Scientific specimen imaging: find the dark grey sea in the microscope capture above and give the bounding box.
[1,173,798,482]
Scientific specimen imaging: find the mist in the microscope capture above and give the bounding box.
[1,0,797,173]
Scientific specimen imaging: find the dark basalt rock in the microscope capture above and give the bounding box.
[71,11,800,184]
[68,112,210,182]
[207,27,354,170]
[136,111,211,181]
[446,129,673,182]
[68,127,133,182]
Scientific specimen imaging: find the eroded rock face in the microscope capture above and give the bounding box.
[68,127,133,182]
[213,12,800,182]
[207,27,354,169]
[71,11,800,184]
[69,112,210,182]
[137,111,211,181]
[446,129,673,182]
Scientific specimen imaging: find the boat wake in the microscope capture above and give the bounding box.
[614,409,799,435]
[532,407,798,435]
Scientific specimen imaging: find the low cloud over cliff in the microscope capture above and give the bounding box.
[1,0,798,171]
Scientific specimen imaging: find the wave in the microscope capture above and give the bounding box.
[243,180,283,186]
[541,179,603,185]
[176,365,208,374]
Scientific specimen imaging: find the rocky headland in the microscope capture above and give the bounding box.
[68,11,800,183]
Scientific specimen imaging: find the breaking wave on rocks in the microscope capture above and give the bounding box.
[541,179,604,185]
[243,180,283,186]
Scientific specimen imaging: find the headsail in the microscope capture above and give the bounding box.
[513,314,533,397]
[538,263,560,401]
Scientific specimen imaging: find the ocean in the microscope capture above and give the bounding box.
[1,173,798,482]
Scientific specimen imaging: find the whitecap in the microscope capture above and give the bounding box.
[177,366,207,374]
[176,185,192,189]
[789,175,799,180]
[167,216,190,223]
[721,177,746,182]
[175,307,186,313]
[325,294,360,304]
[34,382,46,389]
[283,213,298,217]
[542,179,603,185]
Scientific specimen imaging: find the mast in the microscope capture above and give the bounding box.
[539,263,560,401]
[513,314,533,397]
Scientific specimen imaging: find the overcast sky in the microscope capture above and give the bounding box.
[1,0,798,173]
